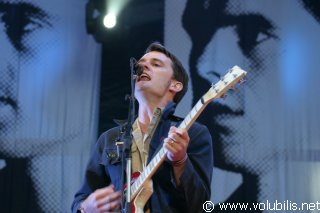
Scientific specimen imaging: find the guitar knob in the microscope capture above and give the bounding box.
[220,93,228,99]
[240,78,246,84]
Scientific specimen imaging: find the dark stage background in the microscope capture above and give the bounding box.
[1,0,319,212]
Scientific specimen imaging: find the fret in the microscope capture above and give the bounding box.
[182,120,186,129]
[132,184,137,196]
[145,166,150,176]
[159,148,165,156]
[190,108,196,118]
[197,102,202,112]
[184,115,191,126]
[187,113,192,124]
[160,150,166,159]
[149,159,154,170]
[135,181,139,191]
[197,99,203,110]
[137,176,142,186]
[155,153,160,163]
[160,151,164,160]
[156,152,162,161]
[140,175,145,185]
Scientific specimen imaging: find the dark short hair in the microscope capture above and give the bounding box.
[145,42,189,104]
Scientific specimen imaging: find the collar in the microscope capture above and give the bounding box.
[161,101,177,121]
[113,101,178,130]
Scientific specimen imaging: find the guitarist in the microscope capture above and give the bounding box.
[72,42,213,213]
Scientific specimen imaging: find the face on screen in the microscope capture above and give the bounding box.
[190,0,320,173]
[0,0,87,157]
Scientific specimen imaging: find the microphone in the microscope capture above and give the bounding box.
[130,57,143,78]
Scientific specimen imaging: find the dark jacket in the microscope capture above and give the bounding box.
[72,102,213,213]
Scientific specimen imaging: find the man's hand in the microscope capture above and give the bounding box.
[81,184,121,213]
[164,126,190,163]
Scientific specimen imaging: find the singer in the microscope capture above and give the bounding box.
[71,42,213,213]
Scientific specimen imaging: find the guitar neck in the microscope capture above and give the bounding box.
[130,98,208,200]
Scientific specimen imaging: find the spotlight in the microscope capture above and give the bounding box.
[103,13,117,29]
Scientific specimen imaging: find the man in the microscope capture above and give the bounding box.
[72,42,213,212]
[0,0,100,212]
[181,0,320,210]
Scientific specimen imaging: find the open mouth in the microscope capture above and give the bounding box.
[202,102,244,136]
[138,73,151,81]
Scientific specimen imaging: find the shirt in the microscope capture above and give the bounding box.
[132,107,162,173]
[131,107,162,212]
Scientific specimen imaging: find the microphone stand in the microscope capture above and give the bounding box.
[121,57,138,213]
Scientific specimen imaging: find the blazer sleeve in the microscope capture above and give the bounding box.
[71,132,111,213]
[176,122,213,213]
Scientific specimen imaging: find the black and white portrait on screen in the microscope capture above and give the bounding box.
[0,0,100,212]
[165,0,320,211]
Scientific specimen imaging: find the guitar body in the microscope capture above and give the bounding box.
[123,172,153,213]
[134,178,153,213]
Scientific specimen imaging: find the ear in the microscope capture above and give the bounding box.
[170,80,183,93]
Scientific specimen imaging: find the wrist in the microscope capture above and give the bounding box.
[171,154,188,167]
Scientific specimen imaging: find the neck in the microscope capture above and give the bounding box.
[137,99,168,133]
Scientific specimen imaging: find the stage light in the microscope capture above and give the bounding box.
[85,0,106,36]
[103,13,116,28]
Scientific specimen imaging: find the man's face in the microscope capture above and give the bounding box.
[0,0,91,156]
[135,51,175,103]
[194,0,320,172]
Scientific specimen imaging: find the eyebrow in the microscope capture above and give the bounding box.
[0,2,51,18]
[138,57,165,65]
[234,13,274,29]
[0,2,52,52]
[227,13,276,55]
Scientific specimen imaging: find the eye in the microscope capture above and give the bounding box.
[235,14,278,55]
[22,15,47,34]
[152,62,161,67]
[256,30,277,45]
[0,3,52,52]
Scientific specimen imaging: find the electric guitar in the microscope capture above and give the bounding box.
[128,66,247,213]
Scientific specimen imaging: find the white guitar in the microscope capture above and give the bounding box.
[128,66,247,213]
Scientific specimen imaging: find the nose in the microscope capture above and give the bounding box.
[0,30,17,90]
[140,61,150,71]
[196,27,244,83]
[0,29,16,62]
[195,27,247,108]
[138,61,153,76]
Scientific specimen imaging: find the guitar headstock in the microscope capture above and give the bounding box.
[202,65,247,103]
